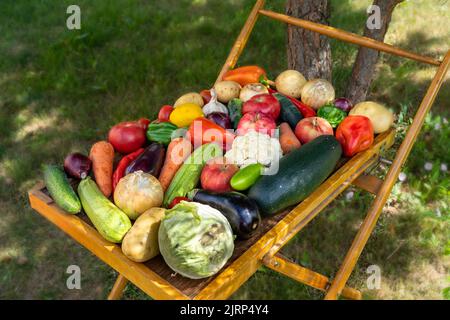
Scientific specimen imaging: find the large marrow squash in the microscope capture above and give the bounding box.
[248,135,342,216]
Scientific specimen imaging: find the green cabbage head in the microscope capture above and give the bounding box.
[158,201,234,279]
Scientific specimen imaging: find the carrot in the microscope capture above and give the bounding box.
[158,138,192,191]
[279,122,301,154]
[89,141,115,197]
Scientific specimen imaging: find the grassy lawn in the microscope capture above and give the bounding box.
[0,0,448,300]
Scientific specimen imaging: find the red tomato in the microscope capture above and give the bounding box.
[158,105,174,122]
[137,118,151,131]
[108,121,146,154]
[168,197,191,209]
[200,90,212,104]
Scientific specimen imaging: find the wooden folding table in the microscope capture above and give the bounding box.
[28,0,450,300]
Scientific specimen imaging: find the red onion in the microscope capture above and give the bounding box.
[207,112,231,129]
[64,153,92,179]
[334,97,353,113]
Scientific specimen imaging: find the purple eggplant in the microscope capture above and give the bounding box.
[334,97,353,113]
[207,112,231,129]
[125,143,165,177]
[188,189,261,239]
[64,152,92,179]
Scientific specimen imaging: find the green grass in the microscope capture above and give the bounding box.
[0,0,449,300]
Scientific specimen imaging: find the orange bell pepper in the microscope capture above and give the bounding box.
[222,65,267,87]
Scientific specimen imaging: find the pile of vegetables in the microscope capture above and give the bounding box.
[42,64,395,279]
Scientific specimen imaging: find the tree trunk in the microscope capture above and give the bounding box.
[286,0,331,81]
[346,0,404,104]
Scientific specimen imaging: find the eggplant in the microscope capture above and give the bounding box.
[64,152,92,179]
[125,143,165,177]
[188,189,261,239]
[207,112,231,129]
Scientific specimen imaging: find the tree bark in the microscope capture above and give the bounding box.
[346,0,404,104]
[286,0,331,81]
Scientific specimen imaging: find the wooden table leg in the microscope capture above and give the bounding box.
[107,274,128,300]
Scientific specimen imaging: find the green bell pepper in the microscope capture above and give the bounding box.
[317,104,346,128]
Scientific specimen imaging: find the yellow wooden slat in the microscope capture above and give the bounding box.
[262,254,362,300]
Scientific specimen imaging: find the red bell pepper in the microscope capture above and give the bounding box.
[168,196,191,209]
[267,87,316,118]
[223,65,267,87]
[187,117,235,151]
[112,148,145,191]
[336,115,374,157]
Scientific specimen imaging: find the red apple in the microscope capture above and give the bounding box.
[295,117,333,144]
[237,112,277,137]
[242,94,281,120]
[201,157,239,193]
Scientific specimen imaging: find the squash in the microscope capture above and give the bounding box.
[78,177,132,243]
[248,135,342,215]
[349,101,394,134]
[121,207,166,262]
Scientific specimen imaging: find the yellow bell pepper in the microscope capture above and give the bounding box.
[169,103,204,127]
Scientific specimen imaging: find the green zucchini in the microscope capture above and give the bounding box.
[43,165,81,214]
[78,177,131,243]
[248,135,342,215]
[163,143,222,207]
[273,93,303,129]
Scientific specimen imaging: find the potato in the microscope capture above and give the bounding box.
[349,101,394,134]
[214,80,241,103]
[121,207,165,262]
[174,92,204,108]
[275,70,306,98]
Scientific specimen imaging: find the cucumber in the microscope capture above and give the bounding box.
[227,98,243,129]
[78,177,132,243]
[43,165,81,214]
[248,135,342,216]
[274,93,303,129]
[163,143,222,207]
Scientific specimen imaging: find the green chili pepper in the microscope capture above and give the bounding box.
[230,163,264,191]
[317,104,346,128]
